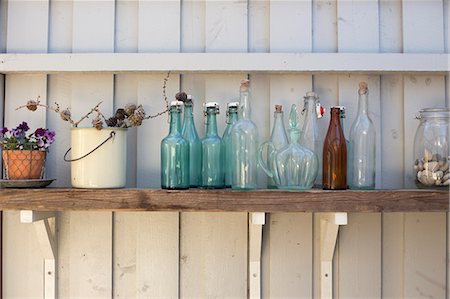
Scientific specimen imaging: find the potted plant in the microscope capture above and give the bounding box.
[0,122,55,180]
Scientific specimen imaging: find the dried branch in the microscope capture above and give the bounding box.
[73,101,103,127]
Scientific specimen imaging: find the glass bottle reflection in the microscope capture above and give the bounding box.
[323,106,347,190]
[161,101,190,189]
[201,102,225,188]
[182,95,201,187]
[222,102,239,188]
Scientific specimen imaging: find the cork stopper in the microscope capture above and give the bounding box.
[275,105,282,113]
[359,82,368,95]
[240,79,250,92]
[305,91,318,99]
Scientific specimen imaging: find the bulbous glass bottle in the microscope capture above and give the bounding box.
[323,106,347,190]
[201,102,225,189]
[222,102,239,188]
[182,95,201,187]
[161,101,190,189]
[349,82,376,189]
[299,91,324,186]
[259,105,289,188]
[259,104,318,189]
[231,79,259,190]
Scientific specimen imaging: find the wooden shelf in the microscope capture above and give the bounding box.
[0,53,448,74]
[0,189,447,212]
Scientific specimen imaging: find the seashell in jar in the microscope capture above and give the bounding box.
[443,179,450,186]
[435,179,442,186]
[418,170,436,186]
[443,173,450,181]
[440,162,449,172]
[432,153,441,162]
[423,149,433,162]
[424,161,439,172]
[434,170,444,179]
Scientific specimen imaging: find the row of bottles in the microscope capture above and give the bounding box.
[161,80,376,190]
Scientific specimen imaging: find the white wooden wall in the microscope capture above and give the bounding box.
[1,0,449,298]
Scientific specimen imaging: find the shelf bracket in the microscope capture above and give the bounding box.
[320,212,347,299]
[20,210,56,299]
[248,212,265,299]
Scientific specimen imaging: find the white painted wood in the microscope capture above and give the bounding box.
[445,0,449,53]
[58,212,112,298]
[403,0,445,53]
[33,219,56,260]
[181,0,205,52]
[48,0,73,53]
[0,53,449,73]
[115,0,138,53]
[138,0,180,52]
[44,259,56,299]
[249,213,265,299]
[380,75,404,188]
[6,0,49,53]
[338,213,381,298]
[313,0,337,52]
[379,0,402,53]
[382,213,405,299]
[268,213,313,298]
[72,0,114,53]
[180,213,248,298]
[0,0,8,52]
[20,211,56,223]
[404,213,447,299]
[270,0,312,52]
[249,0,269,53]
[337,0,379,52]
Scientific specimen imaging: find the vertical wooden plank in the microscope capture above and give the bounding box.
[48,0,73,53]
[6,0,48,53]
[115,0,138,53]
[404,213,447,299]
[445,0,449,54]
[268,213,312,298]
[180,213,247,298]
[249,0,269,52]
[312,0,337,53]
[379,0,402,53]
[181,0,205,52]
[403,0,444,53]
[337,214,381,298]
[0,0,8,52]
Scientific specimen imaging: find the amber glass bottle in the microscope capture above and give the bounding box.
[323,107,347,190]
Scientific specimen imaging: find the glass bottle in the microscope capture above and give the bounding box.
[222,101,239,188]
[340,107,352,188]
[201,102,225,189]
[413,108,450,188]
[231,79,259,190]
[323,106,347,190]
[259,104,318,189]
[349,82,376,189]
[161,101,190,189]
[259,105,289,188]
[299,91,324,186]
[182,95,201,187]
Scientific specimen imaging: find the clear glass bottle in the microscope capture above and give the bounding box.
[161,101,190,189]
[182,95,201,187]
[299,91,324,187]
[413,108,450,188]
[323,106,347,190]
[349,82,376,189]
[259,104,318,189]
[259,105,289,188]
[231,79,259,190]
[340,107,352,188]
[222,101,239,188]
[201,102,225,189]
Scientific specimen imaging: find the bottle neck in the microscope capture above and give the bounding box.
[289,129,300,144]
[304,97,316,120]
[358,92,369,115]
[272,111,284,133]
[206,111,218,136]
[239,91,251,119]
[227,111,238,124]
[331,109,342,126]
[169,110,182,135]
[184,102,194,119]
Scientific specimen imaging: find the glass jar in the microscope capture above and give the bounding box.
[413,108,450,188]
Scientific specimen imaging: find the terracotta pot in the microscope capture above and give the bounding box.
[2,150,46,180]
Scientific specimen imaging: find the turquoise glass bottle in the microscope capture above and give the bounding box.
[231,79,259,190]
[222,101,239,188]
[349,82,376,189]
[182,95,201,187]
[161,101,190,189]
[201,102,225,188]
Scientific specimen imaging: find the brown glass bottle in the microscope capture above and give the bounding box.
[323,107,347,190]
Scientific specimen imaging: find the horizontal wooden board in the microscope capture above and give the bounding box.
[0,189,446,212]
[0,53,448,73]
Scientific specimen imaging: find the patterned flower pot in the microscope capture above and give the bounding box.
[2,150,46,180]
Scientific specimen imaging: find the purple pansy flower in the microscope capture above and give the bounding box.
[17,121,29,132]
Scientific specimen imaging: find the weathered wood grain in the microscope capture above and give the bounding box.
[0,189,446,212]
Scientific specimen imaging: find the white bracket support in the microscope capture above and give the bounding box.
[248,212,265,299]
[20,210,56,299]
[320,212,347,299]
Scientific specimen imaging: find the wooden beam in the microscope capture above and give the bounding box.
[0,189,447,212]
